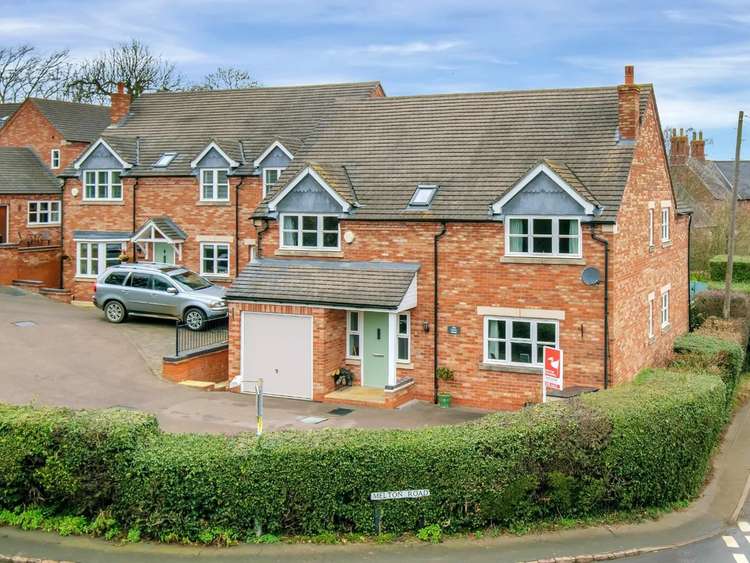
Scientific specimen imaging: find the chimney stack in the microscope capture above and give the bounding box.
[670,128,690,165]
[690,130,706,161]
[617,65,640,141]
[110,82,130,125]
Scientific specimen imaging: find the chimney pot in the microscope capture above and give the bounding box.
[624,65,634,85]
[690,127,706,161]
[117,82,125,94]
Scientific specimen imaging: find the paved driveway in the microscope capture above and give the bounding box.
[0,288,486,434]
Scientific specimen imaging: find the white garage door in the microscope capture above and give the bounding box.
[241,312,313,400]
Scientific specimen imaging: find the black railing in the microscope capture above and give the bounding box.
[175,315,228,356]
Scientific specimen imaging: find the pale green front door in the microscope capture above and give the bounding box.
[363,312,389,387]
[153,242,175,264]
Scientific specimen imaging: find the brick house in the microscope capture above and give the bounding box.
[0,98,109,287]
[59,82,384,302]
[224,66,690,410]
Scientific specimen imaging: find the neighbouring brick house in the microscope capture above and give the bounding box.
[224,66,690,410]
[0,98,109,288]
[59,81,385,302]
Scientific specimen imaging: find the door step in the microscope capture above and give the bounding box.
[177,379,229,392]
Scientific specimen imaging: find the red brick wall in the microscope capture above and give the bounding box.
[609,94,690,385]
[0,245,61,286]
[0,194,61,246]
[162,346,228,383]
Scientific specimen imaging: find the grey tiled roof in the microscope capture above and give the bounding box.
[0,147,60,194]
[226,258,419,309]
[258,85,655,222]
[91,82,382,177]
[30,99,110,142]
[0,103,20,126]
[714,161,750,200]
[135,216,187,240]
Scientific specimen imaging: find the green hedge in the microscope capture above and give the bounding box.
[0,369,728,542]
[709,255,750,283]
[693,290,750,322]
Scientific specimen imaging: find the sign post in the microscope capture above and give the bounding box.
[369,489,430,534]
[542,346,563,403]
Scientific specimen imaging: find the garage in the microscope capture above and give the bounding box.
[241,312,313,400]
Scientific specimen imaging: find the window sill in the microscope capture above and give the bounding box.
[345,358,361,366]
[80,200,124,205]
[479,362,542,375]
[27,224,60,228]
[648,335,656,345]
[397,362,414,370]
[197,201,231,206]
[74,276,97,281]
[661,323,671,334]
[501,256,585,265]
[661,241,672,248]
[275,248,343,258]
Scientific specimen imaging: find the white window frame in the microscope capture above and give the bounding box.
[199,168,230,202]
[648,292,655,339]
[262,167,284,198]
[27,200,60,226]
[279,213,341,251]
[83,169,123,201]
[504,216,582,258]
[661,206,670,242]
[648,208,654,247]
[346,311,362,358]
[483,316,559,368]
[661,289,670,328]
[200,242,230,277]
[397,311,411,363]
[76,241,126,278]
[50,149,60,169]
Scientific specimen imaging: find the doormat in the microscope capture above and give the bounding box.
[298,416,328,425]
[328,408,354,416]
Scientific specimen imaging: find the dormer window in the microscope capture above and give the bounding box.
[263,168,283,198]
[153,152,177,168]
[83,170,122,201]
[200,169,229,201]
[281,214,340,250]
[506,217,581,257]
[409,185,437,207]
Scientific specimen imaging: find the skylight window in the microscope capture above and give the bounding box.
[409,185,438,207]
[153,152,177,168]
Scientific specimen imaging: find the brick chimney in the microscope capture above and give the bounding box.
[110,82,130,125]
[690,130,706,161]
[617,65,640,141]
[669,128,690,165]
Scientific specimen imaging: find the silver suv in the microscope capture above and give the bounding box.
[93,263,227,330]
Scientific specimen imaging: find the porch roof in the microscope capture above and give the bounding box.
[226,258,420,311]
[133,216,187,241]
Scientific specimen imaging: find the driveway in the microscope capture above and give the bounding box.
[0,287,486,434]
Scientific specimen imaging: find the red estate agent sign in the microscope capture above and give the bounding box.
[542,346,564,402]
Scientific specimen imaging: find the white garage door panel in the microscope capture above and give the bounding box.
[242,312,312,400]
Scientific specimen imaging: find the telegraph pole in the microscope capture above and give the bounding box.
[723,110,744,319]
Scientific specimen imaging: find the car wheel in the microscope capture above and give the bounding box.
[104,301,128,324]
[184,308,207,331]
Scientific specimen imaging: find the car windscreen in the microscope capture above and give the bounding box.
[171,270,212,290]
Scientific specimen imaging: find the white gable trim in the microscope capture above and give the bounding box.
[132,220,184,243]
[491,162,595,216]
[73,138,132,170]
[267,166,351,213]
[396,275,418,312]
[190,141,240,169]
[253,140,294,168]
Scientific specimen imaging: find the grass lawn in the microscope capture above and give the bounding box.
[706,280,750,293]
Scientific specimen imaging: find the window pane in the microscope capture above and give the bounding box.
[105,272,128,286]
[398,314,408,335]
[559,219,578,235]
[512,321,531,339]
[130,273,150,289]
[91,244,99,274]
[202,184,213,200]
[349,312,359,332]
[218,169,228,182]
[85,184,96,199]
[217,245,229,259]
[533,219,552,235]
[537,322,556,343]
[152,277,172,292]
[217,184,228,199]
[488,319,505,339]
[533,237,553,253]
[302,232,318,247]
[202,170,212,184]
[203,259,214,274]
[203,245,215,259]
[349,334,360,356]
[488,340,505,361]
[559,237,578,255]
[322,232,338,247]
[323,216,338,230]
[283,231,298,246]
[509,236,528,253]
[78,244,88,275]
[509,218,528,235]
[97,183,107,199]
[98,170,108,184]
[111,184,122,199]
[302,216,317,230]
[265,169,279,185]
[283,215,298,230]
[511,342,533,363]
[105,243,121,267]
[398,337,409,361]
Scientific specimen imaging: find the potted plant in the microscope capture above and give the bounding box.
[330,367,354,389]
[436,366,454,408]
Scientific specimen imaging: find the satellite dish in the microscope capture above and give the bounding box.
[581,267,601,286]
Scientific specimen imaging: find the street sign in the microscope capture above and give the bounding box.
[370,489,430,501]
[542,347,563,402]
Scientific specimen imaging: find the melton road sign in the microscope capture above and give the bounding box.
[370,489,430,501]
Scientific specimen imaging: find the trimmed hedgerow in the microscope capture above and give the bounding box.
[709,255,750,283]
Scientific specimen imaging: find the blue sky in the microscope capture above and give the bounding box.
[2,0,749,159]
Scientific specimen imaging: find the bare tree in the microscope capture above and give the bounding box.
[65,39,184,103]
[0,45,70,102]
[193,67,259,91]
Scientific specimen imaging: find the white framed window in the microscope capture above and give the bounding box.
[661,207,670,242]
[153,152,177,168]
[50,149,60,169]
[280,214,340,250]
[648,293,655,339]
[346,311,362,358]
[200,169,229,201]
[83,170,122,201]
[484,317,558,367]
[397,312,411,362]
[200,242,230,276]
[661,289,670,328]
[648,208,654,247]
[505,217,581,257]
[28,201,60,225]
[262,168,283,198]
[76,241,125,278]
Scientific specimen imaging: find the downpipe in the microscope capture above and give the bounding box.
[433,222,447,403]
[590,224,609,390]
